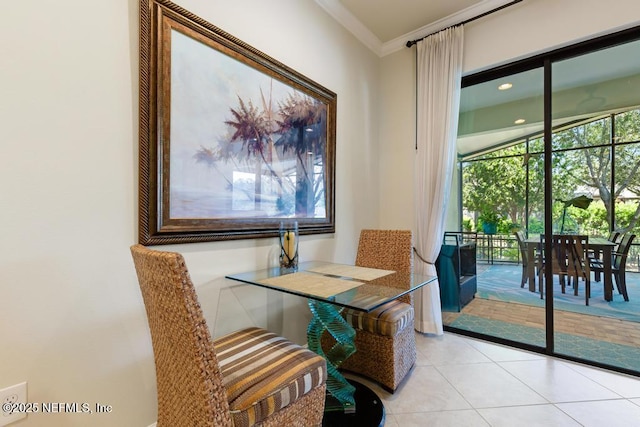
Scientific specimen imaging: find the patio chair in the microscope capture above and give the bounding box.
[569,235,592,305]
[590,233,636,301]
[539,235,591,305]
[130,244,327,427]
[538,234,565,297]
[514,231,530,288]
[591,230,622,282]
[322,229,415,392]
[609,230,622,244]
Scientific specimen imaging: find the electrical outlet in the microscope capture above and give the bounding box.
[0,382,27,426]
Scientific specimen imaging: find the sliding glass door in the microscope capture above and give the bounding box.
[445,29,640,374]
[550,39,640,370]
[444,66,546,350]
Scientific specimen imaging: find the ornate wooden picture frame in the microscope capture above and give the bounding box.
[138,0,336,245]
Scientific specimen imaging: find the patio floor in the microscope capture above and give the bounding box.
[442,263,640,364]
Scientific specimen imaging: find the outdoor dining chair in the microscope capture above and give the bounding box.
[538,234,591,305]
[591,230,622,282]
[590,233,636,302]
[513,231,539,288]
[514,231,529,288]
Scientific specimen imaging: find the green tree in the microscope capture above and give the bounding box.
[462,145,544,231]
[553,111,640,234]
[463,108,640,238]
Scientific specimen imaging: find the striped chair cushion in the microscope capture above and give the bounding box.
[343,300,414,336]
[214,327,326,427]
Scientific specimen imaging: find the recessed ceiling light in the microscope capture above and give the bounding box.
[514,118,526,124]
[498,83,513,90]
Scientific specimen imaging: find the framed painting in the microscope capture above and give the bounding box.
[138,0,337,245]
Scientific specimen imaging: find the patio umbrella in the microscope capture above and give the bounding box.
[558,195,593,233]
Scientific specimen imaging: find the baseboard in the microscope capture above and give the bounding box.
[147,423,156,427]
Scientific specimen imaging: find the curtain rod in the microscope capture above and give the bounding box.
[406,0,523,48]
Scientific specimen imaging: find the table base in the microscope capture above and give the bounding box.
[307,299,356,408]
[322,380,385,427]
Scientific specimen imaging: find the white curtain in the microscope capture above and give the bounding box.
[413,26,464,334]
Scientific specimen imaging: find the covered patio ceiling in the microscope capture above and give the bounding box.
[457,39,640,157]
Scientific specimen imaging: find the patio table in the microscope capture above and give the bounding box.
[525,236,616,301]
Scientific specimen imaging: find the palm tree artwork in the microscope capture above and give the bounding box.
[276,93,327,217]
[194,83,327,218]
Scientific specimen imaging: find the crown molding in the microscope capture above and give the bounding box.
[316,0,518,58]
[315,0,383,56]
[383,0,518,56]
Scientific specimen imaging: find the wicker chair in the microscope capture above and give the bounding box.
[323,229,415,392]
[130,245,326,427]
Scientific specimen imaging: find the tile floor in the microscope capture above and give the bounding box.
[347,331,640,427]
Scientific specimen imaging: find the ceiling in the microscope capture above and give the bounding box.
[316,0,640,156]
[338,0,483,43]
[316,0,516,56]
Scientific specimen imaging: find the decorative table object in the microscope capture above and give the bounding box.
[279,221,299,271]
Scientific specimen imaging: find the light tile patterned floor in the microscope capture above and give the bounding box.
[349,332,640,427]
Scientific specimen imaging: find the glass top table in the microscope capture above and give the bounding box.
[227,261,437,426]
[226,260,437,312]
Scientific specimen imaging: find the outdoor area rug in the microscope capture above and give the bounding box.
[476,264,640,323]
[449,314,640,372]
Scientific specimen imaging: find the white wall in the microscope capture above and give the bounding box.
[0,1,379,426]
[378,0,640,231]
[3,0,638,425]
[378,46,417,229]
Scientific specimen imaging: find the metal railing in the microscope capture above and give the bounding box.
[473,232,640,272]
[475,233,520,265]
